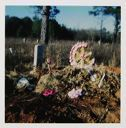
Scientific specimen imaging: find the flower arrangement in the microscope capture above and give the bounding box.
[69,42,95,69]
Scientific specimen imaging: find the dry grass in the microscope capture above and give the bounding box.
[5,38,120,71]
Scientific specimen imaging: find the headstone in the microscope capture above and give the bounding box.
[36,39,39,43]
[23,38,26,43]
[9,48,13,54]
[98,40,101,45]
[33,44,45,67]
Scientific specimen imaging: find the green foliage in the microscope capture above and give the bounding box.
[33,6,60,18]
[6,16,33,37]
[6,16,22,37]
[32,17,41,38]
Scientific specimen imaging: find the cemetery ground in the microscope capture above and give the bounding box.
[5,38,120,123]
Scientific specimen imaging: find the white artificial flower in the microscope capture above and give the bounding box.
[75,88,82,96]
[68,88,82,99]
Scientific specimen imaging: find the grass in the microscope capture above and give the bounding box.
[5,38,120,71]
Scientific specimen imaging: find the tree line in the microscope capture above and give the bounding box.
[6,15,118,43]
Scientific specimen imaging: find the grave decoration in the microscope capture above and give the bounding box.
[68,42,96,99]
[34,74,59,96]
[16,76,37,92]
[16,77,30,90]
[5,42,120,123]
[68,87,82,99]
[69,42,110,89]
[69,42,95,69]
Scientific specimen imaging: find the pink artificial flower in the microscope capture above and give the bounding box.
[43,89,56,96]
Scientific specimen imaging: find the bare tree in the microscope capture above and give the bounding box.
[89,6,121,43]
[33,6,60,44]
[41,6,50,44]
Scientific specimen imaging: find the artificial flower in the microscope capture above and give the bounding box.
[69,42,95,69]
[43,89,56,96]
[68,88,82,99]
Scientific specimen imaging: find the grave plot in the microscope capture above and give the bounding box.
[5,42,120,123]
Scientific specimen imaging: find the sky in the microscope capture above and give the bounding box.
[5,6,115,32]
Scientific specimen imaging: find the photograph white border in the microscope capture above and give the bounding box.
[0,0,126,128]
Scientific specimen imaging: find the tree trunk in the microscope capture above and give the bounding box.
[40,6,50,44]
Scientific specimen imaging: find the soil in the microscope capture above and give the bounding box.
[5,65,120,123]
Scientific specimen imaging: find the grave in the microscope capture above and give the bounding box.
[33,44,45,67]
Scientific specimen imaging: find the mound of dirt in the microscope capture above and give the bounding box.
[5,66,120,123]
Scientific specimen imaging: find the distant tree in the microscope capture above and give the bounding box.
[33,6,60,44]
[86,29,100,42]
[5,16,22,37]
[5,15,113,43]
[103,7,120,43]
[74,29,88,41]
[48,19,75,41]
[21,17,33,37]
[5,15,10,36]
[32,16,41,38]
[5,16,33,37]
[48,19,59,41]
[89,7,106,43]
[89,6,121,43]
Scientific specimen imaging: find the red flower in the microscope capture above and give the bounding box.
[42,89,56,96]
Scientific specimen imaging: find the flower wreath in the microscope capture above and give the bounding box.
[69,42,95,69]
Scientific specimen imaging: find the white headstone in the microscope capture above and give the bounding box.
[23,38,26,43]
[9,48,13,54]
[36,39,39,43]
[33,44,45,67]
[98,40,101,45]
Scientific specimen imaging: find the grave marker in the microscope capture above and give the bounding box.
[33,44,45,67]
